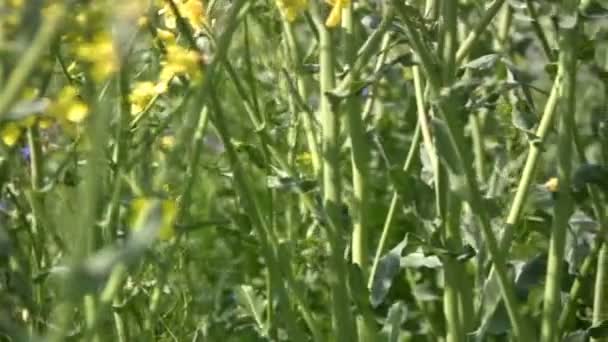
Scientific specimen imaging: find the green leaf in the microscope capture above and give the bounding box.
[563,331,588,342]
[4,99,50,121]
[382,301,407,342]
[572,163,608,194]
[400,251,442,269]
[235,285,268,336]
[431,118,462,175]
[581,1,608,19]
[588,320,608,338]
[558,10,578,29]
[514,253,547,299]
[266,176,318,193]
[462,54,500,71]
[370,235,408,308]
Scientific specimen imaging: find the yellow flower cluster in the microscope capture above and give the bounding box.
[273,0,350,27]
[75,32,119,82]
[0,86,89,147]
[0,88,39,146]
[160,43,202,84]
[275,0,308,22]
[159,0,206,33]
[1,122,23,147]
[325,0,350,28]
[129,82,167,115]
[130,197,177,241]
[48,86,89,124]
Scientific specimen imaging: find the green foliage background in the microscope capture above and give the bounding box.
[0,0,608,341]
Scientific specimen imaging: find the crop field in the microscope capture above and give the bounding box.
[0,0,607,341]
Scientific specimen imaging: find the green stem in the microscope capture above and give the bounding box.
[395,2,533,340]
[26,125,48,330]
[177,106,209,221]
[369,65,431,287]
[284,20,321,176]
[343,0,369,278]
[368,122,422,287]
[559,77,608,336]
[362,32,392,124]
[539,24,577,342]
[455,0,506,64]
[494,4,513,51]
[106,70,131,241]
[310,3,356,341]
[441,3,465,341]
[593,244,608,338]
[525,0,555,62]
[208,87,306,342]
[559,240,603,332]
[500,73,562,251]
[470,113,486,183]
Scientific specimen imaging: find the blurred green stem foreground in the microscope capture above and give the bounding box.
[1,0,608,341]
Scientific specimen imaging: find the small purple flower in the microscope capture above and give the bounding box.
[20,146,31,162]
[361,86,370,98]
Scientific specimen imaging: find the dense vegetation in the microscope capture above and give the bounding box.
[1,0,608,341]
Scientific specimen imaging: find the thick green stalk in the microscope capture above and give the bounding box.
[500,74,562,251]
[342,3,374,340]
[539,24,577,342]
[395,3,533,340]
[593,244,608,341]
[343,1,369,277]
[441,3,465,341]
[310,3,356,341]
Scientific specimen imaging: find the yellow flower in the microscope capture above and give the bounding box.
[0,88,46,146]
[160,43,202,84]
[156,28,177,45]
[75,32,118,82]
[182,0,206,31]
[544,177,559,193]
[129,81,166,114]
[325,0,350,28]
[130,197,177,241]
[275,0,308,21]
[0,122,23,146]
[160,135,176,150]
[49,86,89,123]
[159,0,206,32]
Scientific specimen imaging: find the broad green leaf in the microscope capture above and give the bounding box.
[514,253,547,299]
[370,235,408,308]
